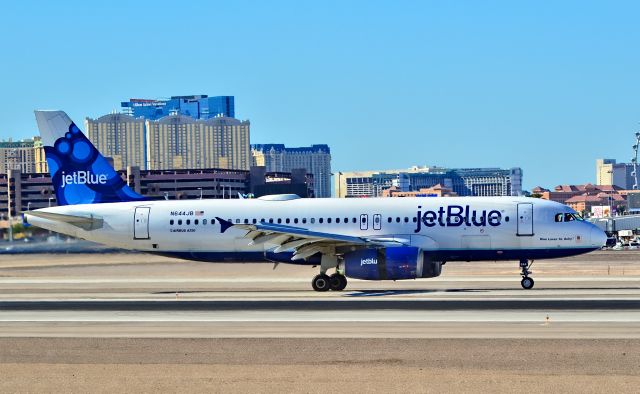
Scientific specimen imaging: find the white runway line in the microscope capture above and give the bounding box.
[2,310,640,323]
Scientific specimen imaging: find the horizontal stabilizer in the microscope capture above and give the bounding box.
[25,210,104,231]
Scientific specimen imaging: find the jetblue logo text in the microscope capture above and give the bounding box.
[360,258,378,266]
[60,171,107,188]
[414,205,502,233]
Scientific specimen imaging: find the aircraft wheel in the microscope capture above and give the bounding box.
[521,277,535,290]
[312,274,331,292]
[329,274,348,291]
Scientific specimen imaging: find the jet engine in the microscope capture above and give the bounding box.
[340,246,442,281]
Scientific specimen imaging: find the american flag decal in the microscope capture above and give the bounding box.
[195,210,204,216]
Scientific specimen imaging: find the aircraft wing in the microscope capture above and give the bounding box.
[215,217,409,260]
[25,210,104,231]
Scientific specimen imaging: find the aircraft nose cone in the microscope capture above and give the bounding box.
[591,227,607,248]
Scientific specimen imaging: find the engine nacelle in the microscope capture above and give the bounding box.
[341,247,442,281]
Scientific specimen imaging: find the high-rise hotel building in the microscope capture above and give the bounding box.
[146,115,251,171]
[251,144,331,197]
[0,138,47,174]
[85,114,146,170]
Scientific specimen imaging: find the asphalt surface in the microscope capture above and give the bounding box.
[1,252,639,392]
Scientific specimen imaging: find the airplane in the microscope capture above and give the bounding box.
[24,110,607,292]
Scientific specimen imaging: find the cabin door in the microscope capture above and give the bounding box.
[134,207,151,240]
[516,203,534,236]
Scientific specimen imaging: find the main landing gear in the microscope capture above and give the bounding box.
[312,273,348,292]
[311,253,347,292]
[519,259,535,290]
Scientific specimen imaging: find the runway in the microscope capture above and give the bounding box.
[1,251,640,338]
[1,252,640,392]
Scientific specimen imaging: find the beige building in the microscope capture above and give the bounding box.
[145,115,250,171]
[85,114,146,170]
[596,158,634,189]
[0,138,47,174]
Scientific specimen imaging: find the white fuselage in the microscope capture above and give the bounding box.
[25,196,605,263]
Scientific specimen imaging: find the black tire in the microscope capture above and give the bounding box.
[329,274,348,291]
[312,274,331,292]
[521,277,535,290]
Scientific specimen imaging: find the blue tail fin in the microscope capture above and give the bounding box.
[34,110,146,205]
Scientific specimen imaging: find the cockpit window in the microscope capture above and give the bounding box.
[555,212,584,223]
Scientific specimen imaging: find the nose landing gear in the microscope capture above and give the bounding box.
[519,259,535,289]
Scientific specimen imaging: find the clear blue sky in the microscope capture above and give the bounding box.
[1,0,638,190]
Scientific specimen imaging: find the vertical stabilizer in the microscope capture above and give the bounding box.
[34,110,146,205]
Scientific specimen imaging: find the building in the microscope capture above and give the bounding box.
[532,184,631,217]
[1,169,54,217]
[121,95,234,120]
[565,193,626,215]
[252,144,331,198]
[146,115,251,171]
[0,138,47,174]
[85,113,147,170]
[1,166,313,218]
[335,166,522,198]
[382,184,458,197]
[533,184,625,204]
[596,159,634,189]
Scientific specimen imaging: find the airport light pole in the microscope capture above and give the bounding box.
[607,170,613,217]
[632,132,640,190]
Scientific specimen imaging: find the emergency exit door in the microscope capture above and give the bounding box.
[134,207,150,240]
[360,214,369,231]
[517,203,533,236]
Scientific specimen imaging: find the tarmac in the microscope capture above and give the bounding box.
[0,251,639,392]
